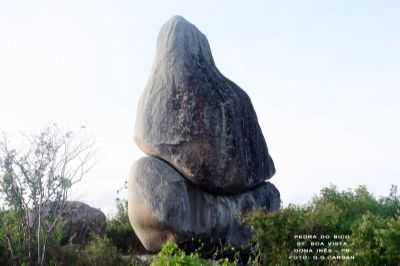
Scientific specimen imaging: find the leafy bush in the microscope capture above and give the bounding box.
[106,199,144,253]
[383,218,400,262]
[312,185,380,232]
[44,234,146,266]
[349,213,400,266]
[379,185,400,218]
[0,241,7,266]
[106,183,145,253]
[0,210,12,265]
[151,242,238,266]
[151,242,209,266]
[77,235,125,266]
[244,206,309,265]
[0,209,28,265]
[46,244,80,266]
[245,185,400,266]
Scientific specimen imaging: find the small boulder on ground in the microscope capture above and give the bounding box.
[30,201,107,245]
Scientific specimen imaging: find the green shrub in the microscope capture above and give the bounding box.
[46,244,80,266]
[245,185,400,266]
[0,215,11,265]
[106,182,145,254]
[379,185,400,218]
[151,241,237,266]
[45,235,146,266]
[244,206,308,265]
[151,242,210,266]
[312,185,381,231]
[77,235,125,266]
[106,198,144,253]
[0,209,27,265]
[0,243,7,266]
[349,213,400,266]
[383,217,400,263]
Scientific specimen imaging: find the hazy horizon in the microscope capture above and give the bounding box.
[1,1,399,215]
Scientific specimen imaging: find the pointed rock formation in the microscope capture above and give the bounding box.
[129,15,280,252]
[134,16,275,194]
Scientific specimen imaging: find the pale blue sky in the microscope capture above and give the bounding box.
[1,1,399,214]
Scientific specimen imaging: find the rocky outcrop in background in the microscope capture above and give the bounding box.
[129,16,280,252]
[30,201,106,245]
[56,201,106,244]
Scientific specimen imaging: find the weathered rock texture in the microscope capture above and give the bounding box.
[30,201,107,245]
[129,15,280,253]
[57,201,106,244]
[134,15,275,194]
[128,157,280,252]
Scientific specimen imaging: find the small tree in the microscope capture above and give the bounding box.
[0,124,95,266]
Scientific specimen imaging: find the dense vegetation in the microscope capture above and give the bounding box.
[150,185,400,266]
[244,185,400,265]
[0,184,398,265]
[0,128,398,266]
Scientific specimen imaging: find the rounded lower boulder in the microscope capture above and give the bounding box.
[128,156,280,252]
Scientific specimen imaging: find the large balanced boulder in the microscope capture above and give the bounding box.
[129,15,281,253]
[128,157,280,252]
[134,16,275,194]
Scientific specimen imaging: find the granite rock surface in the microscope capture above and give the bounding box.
[134,16,275,194]
[128,156,280,252]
